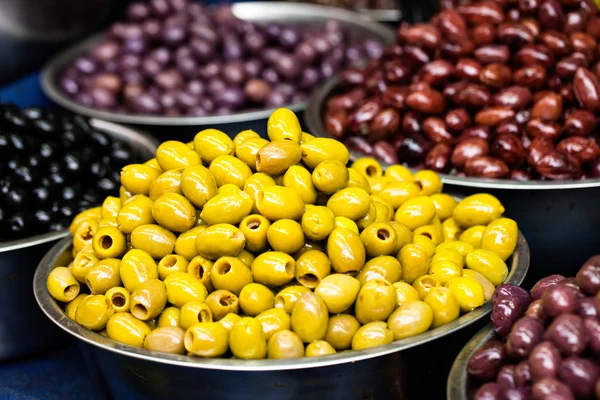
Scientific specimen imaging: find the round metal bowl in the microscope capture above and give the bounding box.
[40,2,395,142]
[446,324,498,400]
[304,75,600,283]
[34,231,528,399]
[0,119,157,361]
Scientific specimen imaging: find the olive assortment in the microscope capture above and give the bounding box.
[58,0,384,116]
[46,108,519,360]
[0,104,142,240]
[323,0,600,180]
[467,256,600,400]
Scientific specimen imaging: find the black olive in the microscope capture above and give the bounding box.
[48,223,65,232]
[82,192,101,205]
[0,177,12,195]
[39,141,56,160]
[7,212,28,236]
[28,154,41,168]
[62,185,81,202]
[12,165,35,185]
[33,210,52,228]
[48,161,62,174]
[9,133,29,151]
[62,152,82,175]
[77,200,94,213]
[97,177,118,194]
[32,118,56,134]
[5,188,28,209]
[89,130,111,148]
[89,161,108,178]
[0,133,11,155]
[47,172,65,186]
[61,130,79,149]
[71,115,93,133]
[22,107,44,120]
[32,186,51,204]
[58,205,75,219]
[7,157,24,171]
[3,108,27,128]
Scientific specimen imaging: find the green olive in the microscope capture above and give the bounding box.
[256,186,305,221]
[256,308,291,340]
[459,225,485,249]
[414,170,443,196]
[462,269,495,301]
[69,207,101,235]
[130,224,176,259]
[294,250,331,289]
[47,266,80,302]
[243,173,277,213]
[210,256,254,295]
[209,155,253,189]
[428,260,462,285]
[414,221,444,246]
[413,235,437,259]
[334,216,359,234]
[360,222,398,257]
[239,283,275,317]
[351,157,383,180]
[398,244,429,285]
[144,157,162,170]
[379,181,421,210]
[436,241,475,258]
[239,214,270,253]
[312,160,349,195]
[144,326,185,354]
[85,259,121,295]
[267,108,302,143]
[217,313,242,334]
[152,193,196,233]
[130,279,167,321]
[179,300,213,330]
[480,218,518,261]
[205,290,239,321]
[194,128,234,163]
[233,129,260,149]
[229,317,267,359]
[119,249,158,292]
[174,225,205,261]
[351,321,393,350]
[195,223,246,260]
[347,167,372,194]
[237,250,255,267]
[283,165,318,204]
[430,193,458,221]
[106,313,151,347]
[290,292,328,343]
[72,248,98,283]
[300,206,335,241]
[442,218,463,242]
[267,330,304,359]
[300,138,350,169]
[389,221,414,255]
[105,287,131,312]
[273,285,311,314]
[163,272,208,307]
[394,195,437,231]
[357,256,402,286]
[430,248,464,269]
[314,274,360,314]
[101,196,121,219]
[325,314,360,351]
[385,165,413,182]
[465,249,509,286]
[65,294,88,320]
[267,219,305,254]
[180,165,217,208]
[412,275,441,300]
[156,140,201,171]
[305,340,336,357]
[387,300,433,340]
[453,193,505,228]
[327,228,366,275]
[356,202,377,231]
[72,218,98,254]
[251,252,295,287]
[158,306,180,328]
[200,190,253,226]
[327,187,371,220]
[234,137,269,169]
[75,294,114,330]
[256,139,302,175]
[120,186,133,205]
[157,254,189,280]
[355,279,396,324]
[424,287,460,328]
[148,168,183,201]
[187,256,214,292]
[445,276,485,312]
[117,195,155,234]
[121,164,162,195]
[185,322,229,357]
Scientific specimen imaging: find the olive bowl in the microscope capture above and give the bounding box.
[0,119,157,361]
[40,2,396,143]
[446,324,499,400]
[34,229,528,399]
[304,74,600,284]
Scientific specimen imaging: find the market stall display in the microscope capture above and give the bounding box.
[447,255,600,399]
[34,108,528,398]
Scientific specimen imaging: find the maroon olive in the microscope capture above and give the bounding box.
[370,109,401,141]
[497,365,517,389]
[529,340,562,381]
[506,316,545,359]
[420,60,454,86]
[527,137,555,167]
[545,314,587,356]
[465,156,510,178]
[576,255,600,295]
[573,67,600,112]
[502,387,530,400]
[468,341,506,381]
[556,55,589,79]
[515,361,532,387]
[472,23,497,46]
[474,45,511,64]
[456,58,482,81]
[398,23,441,49]
[525,299,547,323]
[494,86,533,110]
[492,295,525,337]
[451,83,493,108]
[457,126,491,142]
[578,297,598,318]
[556,136,600,164]
[526,118,563,141]
[474,383,503,400]
[532,378,574,400]
[539,31,572,57]
[510,170,532,181]
[564,10,588,33]
[538,0,565,30]
[459,2,505,25]
[493,134,525,167]
[570,32,598,61]
[452,138,490,168]
[493,284,532,310]
[530,93,563,121]
[583,317,600,354]
[425,143,453,173]
[514,65,548,90]
[542,284,580,318]
[535,152,581,180]
[382,86,409,110]
[515,45,555,68]
[345,136,373,156]
[564,109,597,136]
[373,141,400,165]
[445,108,471,133]
[480,64,513,88]
[557,357,599,398]
[325,109,347,138]
[406,89,446,114]
[475,107,515,127]
[438,9,468,41]
[397,135,431,163]
[422,117,453,144]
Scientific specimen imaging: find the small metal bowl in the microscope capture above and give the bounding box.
[0,119,157,361]
[34,229,528,399]
[304,75,600,282]
[446,324,498,400]
[40,2,395,142]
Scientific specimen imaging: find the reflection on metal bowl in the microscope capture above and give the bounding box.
[34,231,528,399]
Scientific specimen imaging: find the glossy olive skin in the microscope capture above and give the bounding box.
[243,173,277,213]
[117,195,155,234]
[379,181,421,210]
[446,276,486,312]
[312,160,349,195]
[442,218,463,242]
[355,280,396,324]
[428,260,462,285]
[393,281,421,307]
[210,155,253,189]
[437,241,475,258]
[156,141,201,171]
[163,272,208,307]
[251,252,295,287]
[389,222,414,254]
[105,287,131,313]
[385,165,413,183]
[47,266,80,302]
[194,129,234,164]
[72,218,99,254]
[158,307,180,328]
[149,169,183,201]
[398,244,429,285]
[217,313,242,334]
[174,226,205,261]
[184,322,229,357]
[334,216,360,234]
[157,255,189,280]
[203,290,239,321]
[301,206,335,241]
[351,157,383,180]
[463,269,495,301]
[467,341,506,380]
[274,285,312,314]
[144,326,186,354]
[481,218,518,261]
[306,340,336,357]
[413,235,437,259]
[196,223,246,260]
[352,321,394,350]
[430,193,458,221]
[152,193,196,233]
[75,294,114,331]
[130,279,167,321]
[291,292,329,343]
[256,308,291,340]
[200,190,253,226]
[256,186,305,221]
[69,207,101,235]
[394,195,437,231]
[315,274,360,314]
[387,300,434,340]
[233,130,260,149]
[347,168,372,195]
[360,222,398,257]
[267,219,305,254]
[86,258,121,295]
[106,312,151,347]
[466,249,509,286]
[327,228,366,275]
[357,256,402,286]
[301,138,350,169]
[256,140,302,176]
[236,137,269,169]
[325,314,361,351]
[424,287,460,327]
[239,283,274,317]
[121,164,161,195]
[65,294,88,320]
[453,193,505,228]
[459,225,486,248]
[412,275,441,300]
[239,214,270,253]
[327,187,371,220]
[180,165,217,208]
[268,108,302,143]
[267,329,305,359]
[130,224,176,259]
[179,300,213,330]
[120,249,158,292]
[211,257,254,295]
[101,196,121,219]
[229,317,267,359]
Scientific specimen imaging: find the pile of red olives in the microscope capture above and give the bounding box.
[324,0,600,180]
[0,104,144,240]
[46,108,519,361]
[58,0,384,116]
[467,256,600,399]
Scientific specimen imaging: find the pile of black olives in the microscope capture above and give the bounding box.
[468,255,600,400]
[0,104,145,240]
[58,0,384,116]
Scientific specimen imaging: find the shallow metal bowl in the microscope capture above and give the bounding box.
[41,2,395,142]
[0,119,157,361]
[446,324,498,400]
[304,75,600,282]
[34,230,528,399]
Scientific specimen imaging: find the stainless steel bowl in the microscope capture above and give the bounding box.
[304,75,600,283]
[34,230,528,399]
[446,324,498,400]
[40,2,395,142]
[0,119,157,361]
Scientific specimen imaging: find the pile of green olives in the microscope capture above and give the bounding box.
[47,108,519,360]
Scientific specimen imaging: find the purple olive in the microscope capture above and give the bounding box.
[266,88,291,108]
[243,59,263,78]
[199,62,220,80]
[223,62,246,86]
[497,365,516,389]
[531,275,566,300]
[119,54,141,71]
[159,91,177,109]
[558,357,599,398]
[363,39,385,60]
[529,341,562,381]
[223,37,244,61]
[74,56,97,75]
[295,42,317,64]
[176,56,198,79]
[532,378,574,400]
[149,47,171,65]
[189,22,217,44]
[154,69,183,90]
[299,68,321,90]
[60,77,80,96]
[244,79,271,104]
[122,38,148,55]
[207,78,227,96]
[126,3,150,21]
[545,314,587,356]
[542,284,580,318]
[578,296,598,318]
[215,86,244,110]
[90,40,120,62]
[90,88,116,109]
[245,31,266,54]
[131,93,162,114]
[142,19,162,40]
[279,27,300,48]
[515,361,532,387]
[525,300,547,324]
[186,106,207,117]
[261,68,279,85]
[189,38,214,61]
[502,387,530,400]
[492,295,525,337]
[275,54,300,79]
[175,90,199,109]
[474,383,503,400]
[583,317,600,354]
[506,316,545,359]
[186,80,204,97]
[493,285,532,310]
[576,255,600,295]
[468,341,506,381]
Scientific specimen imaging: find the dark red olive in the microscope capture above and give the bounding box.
[564,109,597,136]
[583,317,600,354]
[345,136,373,156]
[532,378,574,400]
[545,313,587,356]
[425,143,452,173]
[492,295,525,337]
[525,299,547,323]
[452,138,490,168]
[372,141,399,165]
[502,387,530,400]
[557,357,599,398]
[529,340,562,381]
[515,361,532,387]
[497,365,516,389]
[493,134,525,167]
[468,341,506,381]
[535,152,581,180]
[542,284,580,318]
[506,316,545,359]
[578,297,598,318]
[493,284,531,310]
[531,275,567,300]
[576,255,600,295]
[474,383,503,400]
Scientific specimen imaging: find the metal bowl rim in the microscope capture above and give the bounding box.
[34,229,528,372]
[0,118,158,254]
[304,74,600,191]
[40,2,395,127]
[446,324,497,400]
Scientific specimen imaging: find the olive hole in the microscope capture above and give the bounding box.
[365,166,377,177]
[219,295,237,307]
[111,294,126,308]
[421,233,432,240]
[256,191,265,205]
[344,270,359,277]
[64,284,78,298]
[199,310,211,322]
[198,265,206,279]
[216,261,231,274]
[132,304,148,319]
[246,220,261,230]
[163,256,177,268]
[422,278,436,288]
[256,154,263,169]
[376,229,390,241]
[85,278,94,292]
[414,180,423,190]
[299,273,319,288]
[274,296,285,309]
[284,261,295,276]
[100,235,113,249]
[184,331,195,349]
[82,227,94,241]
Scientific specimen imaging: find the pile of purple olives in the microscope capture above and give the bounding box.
[467,255,600,400]
[58,0,384,116]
